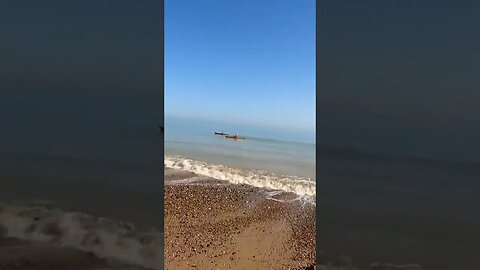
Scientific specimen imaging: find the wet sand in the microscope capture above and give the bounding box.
[164,168,316,270]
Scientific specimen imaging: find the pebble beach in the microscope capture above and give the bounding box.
[164,168,316,270]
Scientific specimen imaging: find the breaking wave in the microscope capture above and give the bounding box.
[0,202,162,269]
[164,155,316,197]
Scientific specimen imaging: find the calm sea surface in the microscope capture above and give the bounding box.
[165,117,316,180]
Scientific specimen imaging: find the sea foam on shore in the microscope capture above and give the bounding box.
[164,169,316,270]
[0,202,162,269]
[165,155,316,198]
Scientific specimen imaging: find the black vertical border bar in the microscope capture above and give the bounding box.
[160,0,165,267]
[315,0,320,267]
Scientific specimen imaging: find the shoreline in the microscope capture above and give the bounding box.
[164,155,316,198]
[0,202,162,270]
[164,167,316,269]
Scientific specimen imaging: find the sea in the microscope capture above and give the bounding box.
[316,145,480,270]
[164,116,316,198]
[2,95,479,270]
[0,90,164,269]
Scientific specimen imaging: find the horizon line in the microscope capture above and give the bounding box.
[164,114,316,134]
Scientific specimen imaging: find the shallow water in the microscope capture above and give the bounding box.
[0,116,163,230]
[316,147,480,270]
[0,202,162,269]
[165,117,316,180]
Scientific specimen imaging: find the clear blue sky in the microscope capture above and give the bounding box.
[165,0,315,133]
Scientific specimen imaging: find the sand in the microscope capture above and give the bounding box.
[164,168,316,270]
[0,167,315,270]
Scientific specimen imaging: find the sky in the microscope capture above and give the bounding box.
[317,0,480,162]
[0,1,163,159]
[1,0,478,162]
[0,1,163,134]
[165,0,316,133]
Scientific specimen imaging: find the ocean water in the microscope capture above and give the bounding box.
[0,109,164,268]
[164,117,316,197]
[0,202,163,269]
[316,146,480,270]
[0,89,163,245]
[0,120,163,226]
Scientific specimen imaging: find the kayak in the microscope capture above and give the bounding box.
[214,132,229,135]
[225,135,245,139]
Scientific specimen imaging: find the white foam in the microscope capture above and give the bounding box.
[262,190,315,205]
[165,176,211,185]
[0,203,162,269]
[164,155,316,197]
